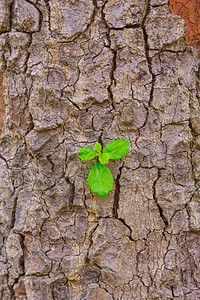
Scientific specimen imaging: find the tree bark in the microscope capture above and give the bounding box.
[0,0,200,299]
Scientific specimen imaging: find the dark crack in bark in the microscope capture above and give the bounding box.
[101,1,116,110]
[135,0,156,147]
[153,169,169,228]
[141,0,155,107]
[113,165,122,218]
[19,234,26,276]
[108,50,117,110]
[44,0,51,34]
[118,217,135,242]
[9,0,14,31]
[10,197,18,229]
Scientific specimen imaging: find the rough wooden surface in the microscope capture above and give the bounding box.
[0,73,4,136]
[0,0,200,299]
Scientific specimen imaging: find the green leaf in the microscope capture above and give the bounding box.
[88,162,114,197]
[94,142,102,154]
[103,139,131,160]
[78,147,98,161]
[99,152,110,165]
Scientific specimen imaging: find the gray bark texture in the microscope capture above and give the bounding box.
[0,0,200,299]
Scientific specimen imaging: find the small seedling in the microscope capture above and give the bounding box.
[78,139,131,197]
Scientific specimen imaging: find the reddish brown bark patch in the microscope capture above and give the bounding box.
[169,0,200,53]
[0,74,4,136]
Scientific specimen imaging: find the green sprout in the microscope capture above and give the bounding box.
[78,139,131,197]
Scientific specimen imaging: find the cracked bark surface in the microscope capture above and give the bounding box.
[0,0,200,299]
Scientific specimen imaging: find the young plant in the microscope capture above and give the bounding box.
[78,139,131,197]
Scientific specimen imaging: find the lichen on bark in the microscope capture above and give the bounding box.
[0,0,200,299]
